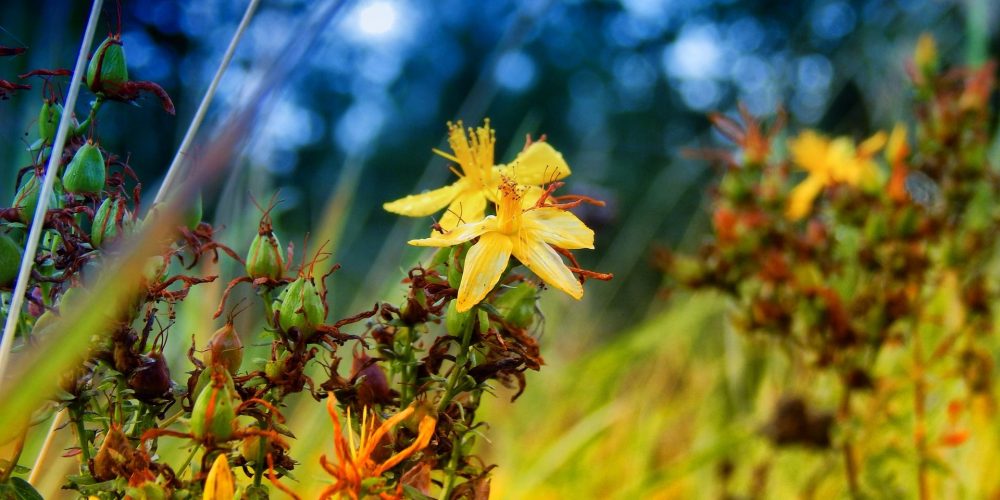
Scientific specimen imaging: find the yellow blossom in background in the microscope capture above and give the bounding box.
[383,119,571,231]
[319,393,437,499]
[914,32,939,75]
[409,180,594,311]
[785,130,887,220]
[203,453,235,500]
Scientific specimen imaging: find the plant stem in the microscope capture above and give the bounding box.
[914,327,930,500]
[438,432,462,500]
[839,386,860,499]
[70,407,91,466]
[73,97,104,137]
[177,445,200,477]
[398,326,415,407]
[153,0,261,205]
[253,417,267,487]
[436,317,476,415]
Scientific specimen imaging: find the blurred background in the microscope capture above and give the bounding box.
[0,0,995,497]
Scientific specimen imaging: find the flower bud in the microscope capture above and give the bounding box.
[914,33,938,81]
[205,320,243,375]
[241,432,270,465]
[0,232,22,286]
[38,100,63,145]
[63,141,106,195]
[128,351,172,401]
[30,310,57,337]
[191,368,237,442]
[91,196,131,248]
[203,453,235,500]
[492,282,537,329]
[87,36,128,94]
[246,232,283,280]
[445,300,471,335]
[276,277,325,338]
[12,173,62,225]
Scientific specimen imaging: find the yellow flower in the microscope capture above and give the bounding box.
[409,180,594,312]
[203,453,235,500]
[383,119,571,231]
[785,130,886,220]
[319,393,437,500]
[914,33,938,75]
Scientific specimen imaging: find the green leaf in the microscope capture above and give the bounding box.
[0,478,45,500]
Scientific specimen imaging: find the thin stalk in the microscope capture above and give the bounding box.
[176,445,200,477]
[153,0,261,206]
[914,327,930,500]
[839,387,860,499]
[0,0,105,389]
[73,97,105,137]
[253,425,266,487]
[28,408,68,485]
[436,317,476,414]
[398,326,415,406]
[438,433,462,500]
[70,408,91,465]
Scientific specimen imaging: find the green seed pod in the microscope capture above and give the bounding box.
[445,300,471,335]
[477,309,490,335]
[246,232,283,280]
[12,174,62,225]
[91,196,130,248]
[87,36,128,94]
[38,100,63,145]
[0,232,22,286]
[31,310,59,338]
[190,368,237,442]
[63,142,106,195]
[205,320,243,376]
[276,277,325,338]
[492,282,537,329]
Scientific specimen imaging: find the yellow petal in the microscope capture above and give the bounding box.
[456,233,513,311]
[204,454,235,500]
[787,131,829,174]
[494,142,571,185]
[523,208,594,249]
[408,217,495,248]
[437,190,488,232]
[857,131,887,158]
[786,174,826,221]
[383,179,466,217]
[513,235,583,300]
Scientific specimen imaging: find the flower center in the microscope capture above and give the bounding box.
[496,179,524,234]
[436,120,495,188]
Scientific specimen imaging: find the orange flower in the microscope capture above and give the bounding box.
[319,393,436,500]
